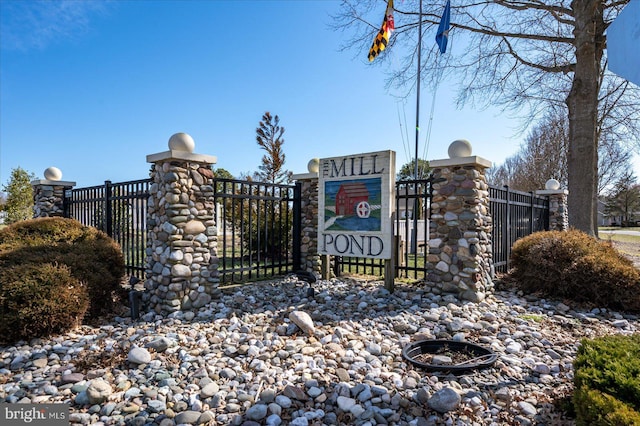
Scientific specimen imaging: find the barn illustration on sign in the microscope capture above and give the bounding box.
[324,178,382,232]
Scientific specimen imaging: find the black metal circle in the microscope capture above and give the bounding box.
[402,340,498,373]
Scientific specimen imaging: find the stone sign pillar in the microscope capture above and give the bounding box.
[144,133,219,316]
[536,179,569,231]
[427,140,493,302]
[31,167,76,218]
[291,159,323,278]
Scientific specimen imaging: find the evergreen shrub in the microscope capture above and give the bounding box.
[0,217,125,324]
[510,229,640,311]
[573,334,640,425]
[0,263,89,344]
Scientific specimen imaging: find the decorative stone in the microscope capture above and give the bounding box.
[307,158,320,173]
[289,311,315,335]
[61,373,84,384]
[545,178,560,190]
[44,167,62,181]
[127,347,152,364]
[427,387,461,413]
[435,261,449,273]
[168,132,195,153]
[246,404,268,421]
[201,382,220,398]
[337,396,356,411]
[184,220,206,235]
[174,410,202,424]
[448,139,472,158]
[171,264,192,277]
[86,379,112,405]
[518,401,537,417]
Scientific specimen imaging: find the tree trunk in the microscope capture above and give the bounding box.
[566,0,604,236]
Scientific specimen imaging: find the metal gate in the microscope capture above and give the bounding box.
[213,178,301,284]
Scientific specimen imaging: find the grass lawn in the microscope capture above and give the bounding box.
[600,226,640,231]
[603,233,640,244]
[599,227,640,244]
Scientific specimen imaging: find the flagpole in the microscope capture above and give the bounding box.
[414,0,422,181]
[411,0,423,255]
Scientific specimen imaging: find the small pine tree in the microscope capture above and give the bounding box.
[397,159,430,181]
[2,167,35,224]
[255,112,291,184]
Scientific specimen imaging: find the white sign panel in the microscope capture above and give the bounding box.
[318,150,395,259]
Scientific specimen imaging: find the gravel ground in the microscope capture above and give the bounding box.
[2,276,639,426]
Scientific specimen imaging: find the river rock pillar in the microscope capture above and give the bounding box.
[31,167,76,218]
[144,133,219,316]
[427,140,493,302]
[536,179,569,231]
[291,159,323,278]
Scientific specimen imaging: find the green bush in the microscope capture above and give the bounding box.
[573,334,640,425]
[574,387,640,426]
[0,217,125,322]
[510,230,640,311]
[0,263,89,345]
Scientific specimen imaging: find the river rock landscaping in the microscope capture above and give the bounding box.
[1,276,638,426]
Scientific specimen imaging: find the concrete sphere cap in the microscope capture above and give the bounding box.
[448,139,473,158]
[308,158,320,173]
[44,167,62,181]
[168,133,195,153]
[546,178,561,190]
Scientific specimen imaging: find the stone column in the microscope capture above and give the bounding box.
[427,140,493,302]
[144,133,219,316]
[31,167,76,218]
[536,179,569,231]
[291,159,322,278]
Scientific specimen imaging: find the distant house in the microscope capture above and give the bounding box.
[335,182,369,216]
[597,198,610,226]
[598,197,640,226]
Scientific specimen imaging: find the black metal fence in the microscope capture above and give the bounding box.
[489,185,549,273]
[65,177,302,285]
[64,179,150,279]
[213,178,301,284]
[64,176,549,284]
[336,180,550,278]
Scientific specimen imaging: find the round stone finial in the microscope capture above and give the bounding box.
[307,158,320,173]
[168,133,195,153]
[44,167,62,181]
[448,139,473,158]
[546,178,561,190]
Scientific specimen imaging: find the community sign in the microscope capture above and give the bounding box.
[318,150,395,259]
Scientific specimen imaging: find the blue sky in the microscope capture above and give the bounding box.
[1,0,638,189]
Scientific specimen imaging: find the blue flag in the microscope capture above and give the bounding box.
[435,0,451,54]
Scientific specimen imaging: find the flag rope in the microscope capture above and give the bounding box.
[422,0,453,174]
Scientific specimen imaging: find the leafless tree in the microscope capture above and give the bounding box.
[332,0,640,235]
[604,172,640,225]
[488,111,632,193]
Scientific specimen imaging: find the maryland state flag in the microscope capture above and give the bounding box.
[368,0,395,62]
